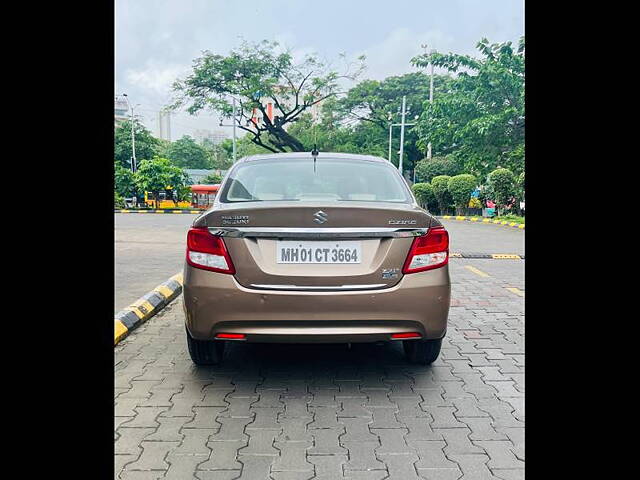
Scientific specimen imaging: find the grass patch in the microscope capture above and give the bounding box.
[494,214,525,224]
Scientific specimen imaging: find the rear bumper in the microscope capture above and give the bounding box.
[183,264,450,343]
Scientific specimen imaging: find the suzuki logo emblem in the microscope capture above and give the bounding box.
[313,210,328,224]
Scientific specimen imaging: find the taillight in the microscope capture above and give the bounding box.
[186,227,235,274]
[402,226,449,274]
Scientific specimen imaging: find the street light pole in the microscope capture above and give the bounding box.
[122,93,137,172]
[427,51,434,160]
[398,96,407,176]
[232,97,237,163]
[388,121,393,162]
[219,95,239,163]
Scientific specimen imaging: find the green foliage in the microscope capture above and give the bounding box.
[447,174,477,214]
[134,157,189,208]
[114,191,125,208]
[412,37,525,178]
[431,175,453,215]
[114,119,161,168]
[167,135,212,168]
[172,39,365,153]
[114,162,136,198]
[201,173,222,184]
[411,183,437,211]
[487,168,517,215]
[414,156,463,183]
[333,72,454,173]
[202,138,233,169]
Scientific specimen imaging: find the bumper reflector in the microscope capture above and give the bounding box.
[215,333,246,340]
[391,332,422,339]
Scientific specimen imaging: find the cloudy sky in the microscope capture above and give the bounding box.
[116,0,524,140]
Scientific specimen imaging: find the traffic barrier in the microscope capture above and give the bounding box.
[439,215,525,229]
[116,209,204,214]
[114,273,183,345]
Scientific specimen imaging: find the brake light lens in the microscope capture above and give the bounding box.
[186,227,235,274]
[402,226,449,273]
[215,333,246,340]
[391,332,422,339]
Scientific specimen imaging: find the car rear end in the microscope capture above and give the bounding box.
[182,153,450,363]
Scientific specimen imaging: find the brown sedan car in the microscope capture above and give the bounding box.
[183,152,450,365]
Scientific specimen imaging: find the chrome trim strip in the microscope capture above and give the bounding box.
[208,227,428,238]
[248,283,388,291]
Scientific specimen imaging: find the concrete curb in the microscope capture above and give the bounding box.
[115,209,204,214]
[114,272,183,346]
[438,215,525,229]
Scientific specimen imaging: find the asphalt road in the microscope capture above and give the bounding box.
[114,214,524,312]
[115,214,199,312]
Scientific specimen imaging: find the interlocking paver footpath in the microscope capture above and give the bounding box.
[115,260,524,479]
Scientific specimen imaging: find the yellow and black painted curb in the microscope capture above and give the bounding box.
[115,209,204,214]
[450,252,524,259]
[115,272,183,346]
[439,215,525,229]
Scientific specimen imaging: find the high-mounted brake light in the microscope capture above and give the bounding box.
[402,226,449,274]
[186,227,235,274]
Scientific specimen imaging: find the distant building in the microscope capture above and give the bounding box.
[193,129,228,145]
[158,111,172,141]
[114,98,129,126]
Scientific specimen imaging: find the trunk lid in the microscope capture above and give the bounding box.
[194,202,436,290]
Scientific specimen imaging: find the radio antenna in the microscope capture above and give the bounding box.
[311,144,319,173]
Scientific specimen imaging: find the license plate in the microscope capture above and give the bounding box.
[277,241,362,264]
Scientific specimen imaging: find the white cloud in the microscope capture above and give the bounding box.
[124,62,189,99]
[357,27,459,81]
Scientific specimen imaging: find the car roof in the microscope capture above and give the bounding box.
[236,152,389,164]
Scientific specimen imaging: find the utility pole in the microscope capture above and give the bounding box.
[398,96,407,176]
[427,51,434,160]
[388,109,416,169]
[388,115,393,162]
[122,93,137,172]
[232,97,237,163]
[219,96,239,163]
[421,44,435,160]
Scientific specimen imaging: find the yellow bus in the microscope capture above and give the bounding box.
[143,187,191,208]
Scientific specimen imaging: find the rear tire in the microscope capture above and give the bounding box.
[403,338,442,365]
[186,328,225,365]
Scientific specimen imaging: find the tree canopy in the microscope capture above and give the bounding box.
[171,40,365,153]
[167,135,212,169]
[411,37,524,178]
[114,119,161,168]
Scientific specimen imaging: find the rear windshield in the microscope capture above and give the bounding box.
[219,157,412,203]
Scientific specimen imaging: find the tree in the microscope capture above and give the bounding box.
[447,174,477,215]
[412,183,437,212]
[220,135,271,161]
[114,162,136,198]
[171,40,365,153]
[167,135,212,168]
[114,191,125,209]
[412,37,525,178]
[431,175,453,215]
[202,138,232,169]
[487,168,517,215]
[201,173,222,184]
[114,119,162,168]
[414,156,463,183]
[334,72,454,174]
[134,157,189,209]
